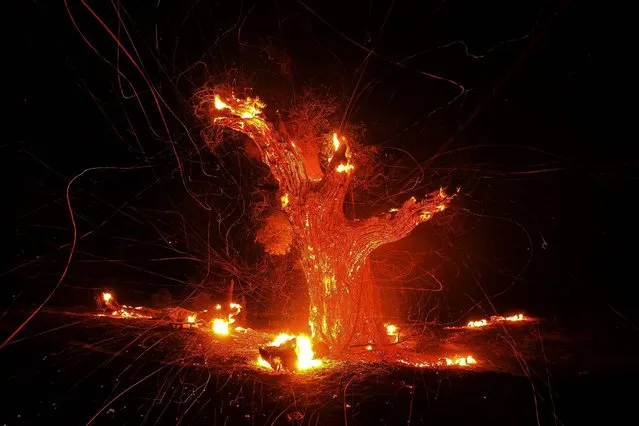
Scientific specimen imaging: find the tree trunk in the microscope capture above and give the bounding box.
[303,252,383,352]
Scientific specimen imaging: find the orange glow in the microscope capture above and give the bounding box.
[366,344,373,351]
[281,193,290,208]
[444,355,477,366]
[398,355,477,369]
[467,319,488,328]
[211,302,242,335]
[109,307,152,319]
[212,94,264,120]
[214,95,229,110]
[257,333,323,371]
[212,318,229,335]
[187,315,196,323]
[256,356,273,369]
[96,290,155,319]
[385,324,399,343]
[296,335,322,370]
[332,133,341,151]
[466,313,527,329]
[420,211,432,221]
[505,313,524,322]
[336,163,355,173]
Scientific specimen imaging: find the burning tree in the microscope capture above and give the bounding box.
[196,87,453,352]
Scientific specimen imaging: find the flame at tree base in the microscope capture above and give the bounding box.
[257,333,323,372]
[94,290,483,374]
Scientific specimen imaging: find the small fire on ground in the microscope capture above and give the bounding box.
[97,292,153,319]
[398,355,477,369]
[96,290,484,374]
[256,333,323,372]
[211,302,242,336]
[466,313,527,329]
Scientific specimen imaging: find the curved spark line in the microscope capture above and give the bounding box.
[1,166,148,349]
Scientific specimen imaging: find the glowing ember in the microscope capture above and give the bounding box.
[212,318,229,335]
[466,313,527,329]
[187,315,197,323]
[102,292,112,303]
[257,356,273,369]
[444,355,477,366]
[467,319,488,328]
[108,307,152,319]
[257,333,323,371]
[420,211,433,221]
[398,355,478,369]
[386,324,399,343]
[366,344,373,351]
[211,93,265,122]
[295,335,322,370]
[211,302,242,335]
[281,193,290,208]
[335,163,355,173]
[214,95,229,110]
[505,314,524,322]
[332,133,341,151]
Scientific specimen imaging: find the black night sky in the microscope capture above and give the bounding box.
[3,1,637,425]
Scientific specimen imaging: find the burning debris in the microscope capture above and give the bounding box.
[97,292,154,319]
[96,291,242,329]
[94,290,483,375]
[257,334,323,372]
[385,324,399,343]
[466,313,529,329]
[398,355,477,369]
[210,302,242,336]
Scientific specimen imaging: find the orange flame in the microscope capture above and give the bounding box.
[398,355,478,369]
[214,95,229,111]
[211,302,242,336]
[336,163,355,173]
[281,193,290,208]
[444,355,477,366]
[257,333,323,371]
[385,323,399,343]
[332,133,341,151]
[212,94,264,120]
[212,318,229,335]
[467,319,488,328]
[466,313,527,329]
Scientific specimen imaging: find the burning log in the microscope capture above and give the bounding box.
[259,337,297,372]
[257,334,323,372]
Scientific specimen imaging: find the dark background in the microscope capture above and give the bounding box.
[5,0,635,328]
